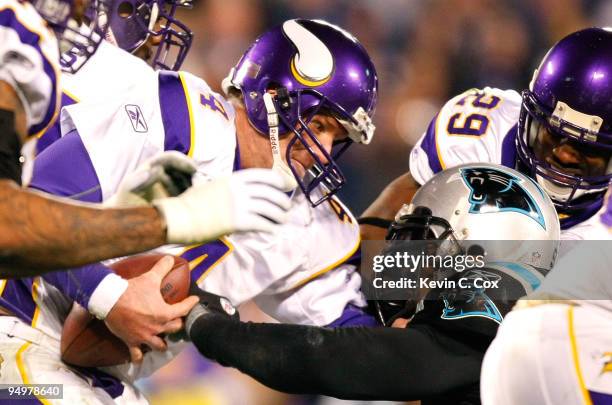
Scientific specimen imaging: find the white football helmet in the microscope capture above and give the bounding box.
[390,163,560,270]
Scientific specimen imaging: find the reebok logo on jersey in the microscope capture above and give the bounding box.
[125,105,148,133]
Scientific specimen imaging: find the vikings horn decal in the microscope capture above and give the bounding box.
[460,167,546,229]
[283,20,334,86]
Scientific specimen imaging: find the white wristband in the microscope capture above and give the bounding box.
[88,274,129,320]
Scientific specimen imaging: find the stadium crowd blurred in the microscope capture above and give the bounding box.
[140,0,612,404]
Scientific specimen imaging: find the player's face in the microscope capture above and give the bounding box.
[532,126,611,179]
[132,20,164,63]
[281,113,348,179]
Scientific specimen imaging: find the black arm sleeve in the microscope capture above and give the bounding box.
[0,110,22,184]
[189,314,484,401]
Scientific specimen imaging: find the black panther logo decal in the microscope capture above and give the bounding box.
[460,167,546,229]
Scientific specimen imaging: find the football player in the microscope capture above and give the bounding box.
[184,164,560,404]
[0,0,288,277]
[0,19,378,403]
[480,187,612,404]
[362,27,612,245]
[34,0,194,154]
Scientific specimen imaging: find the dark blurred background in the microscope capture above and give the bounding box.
[140,1,611,403]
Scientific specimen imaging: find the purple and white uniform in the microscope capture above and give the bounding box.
[0,0,60,138]
[481,190,612,405]
[0,50,369,400]
[409,87,612,242]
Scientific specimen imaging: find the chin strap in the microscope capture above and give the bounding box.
[262,93,298,192]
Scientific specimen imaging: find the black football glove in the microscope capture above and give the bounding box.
[181,283,239,341]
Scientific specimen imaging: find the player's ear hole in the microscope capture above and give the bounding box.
[118,1,134,18]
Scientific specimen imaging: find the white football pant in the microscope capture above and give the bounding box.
[481,303,612,405]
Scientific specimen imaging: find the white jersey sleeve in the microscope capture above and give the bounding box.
[410,87,522,185]
[0,0,60,137]
[169,71,238,181]
[61,40,154,103]
[57,69,237,200]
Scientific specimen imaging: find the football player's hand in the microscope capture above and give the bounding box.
[153,168,292,244]
[186,284,239,334]
[106,151,196,207]
[104,256,199,363]
[169,284,239,342]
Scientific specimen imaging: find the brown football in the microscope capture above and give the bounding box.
[61,254,190,367]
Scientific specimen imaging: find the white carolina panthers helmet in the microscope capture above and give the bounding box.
[391,163,560,270]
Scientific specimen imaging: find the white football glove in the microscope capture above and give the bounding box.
[153,168,292,244]
[107,151,197,207]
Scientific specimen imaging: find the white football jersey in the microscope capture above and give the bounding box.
[0,0,60,137]
[409,87,611,242]
[12,49,364,382]
[166,189,363,325]
[61,40,154,103]
[59,68,238,198]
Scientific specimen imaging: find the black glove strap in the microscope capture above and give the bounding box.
[357,216,392,229]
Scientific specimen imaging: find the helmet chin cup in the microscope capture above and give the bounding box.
[536,175,575,202]
[263,92,298,192]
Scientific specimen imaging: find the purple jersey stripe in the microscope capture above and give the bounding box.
[69,366,125,399]
[27,56,58,137]
[0,394,45,404]
[30,129,103,203]
[601,188,612,227]
[327,304,379,327]
[560,199,603,230]
[0,263,114,326]
[501,124,518,168]
[158,71,192,155]
[36,92,79,155]
[0,278,36,323]
[345,246,361,267]
[42,262,113,309]
[419,114,444,173]
[0,8,59,138]
[179,240,232,282]
[589,390,612,405]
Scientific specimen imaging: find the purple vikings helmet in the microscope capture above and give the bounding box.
[517,28,612,212]
[222,19,378,206]
[105,0,193,70]
[32,0,113,72]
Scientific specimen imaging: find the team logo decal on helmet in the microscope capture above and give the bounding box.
[283,20,334,87]
[440,269,504,324]
[460,167,546,229]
